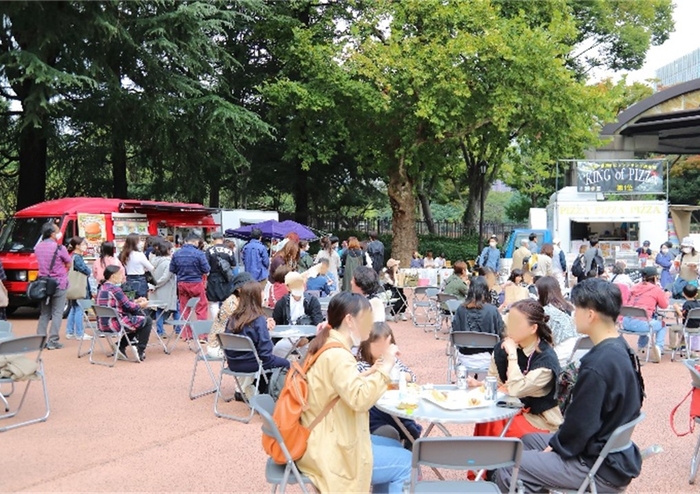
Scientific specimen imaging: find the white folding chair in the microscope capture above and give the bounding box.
[90,305,141,366]
[188,320,220,400]
[76,299,97,358]
[447,331,499,383]
[164,296,200,354]
[262,306,275,319]
[671,309,700,362]
[567,336,595,364]
[684,360,700,485]
[0,335,50,432]
[412,287,439,328]
[566,413,646,494]
[250,394,315,494]
[618,306,653,363]
[215,333,268,423]
[410,437,523,493]
[0,321,15,413]
[436,294,459,338]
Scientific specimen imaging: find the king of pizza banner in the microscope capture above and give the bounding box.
[576,160,664,194]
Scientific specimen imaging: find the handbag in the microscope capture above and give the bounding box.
[0,281,8,308]
[27,246,60,302]
[66,257,88,300]
[670,385,700,437]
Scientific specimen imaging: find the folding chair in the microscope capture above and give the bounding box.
[76,299,98,358]
[262,306,274,319]
[0,335,50,432]
[447,331,499,383]
[188,320,220,400]
[249,394,315,494]
[304,290,321,299]
[671,309,700,362]
[215,333,268,423]
[618,306,653,363]
[410,437,523,493]
[567,336,595,364]
[436,294,459,338]
[164,297,200,354]
[0,321,14,412]
[684,359,700,485]
[412,287,440,330]
[90,305,141,366]
[566,413,645,494]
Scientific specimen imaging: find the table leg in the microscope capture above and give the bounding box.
[388,415,445,481]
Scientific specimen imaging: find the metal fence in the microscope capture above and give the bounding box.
[279,213,525,240]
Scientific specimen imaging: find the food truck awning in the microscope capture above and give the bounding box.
[670,205,700,242]
[118,201,219,215]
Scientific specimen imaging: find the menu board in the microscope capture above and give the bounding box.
[111,214,149,251]
[77,213,107,258]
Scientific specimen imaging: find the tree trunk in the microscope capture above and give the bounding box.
[209,177,220,208]
[16,122,48,210]
[463,176,481,231]
[417,191,436,235]
[388,154,418,265]
[294,161,309,225]
[112,134,128,198]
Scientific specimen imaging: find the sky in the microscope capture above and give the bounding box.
[595,0,700,84]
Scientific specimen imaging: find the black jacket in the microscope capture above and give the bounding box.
[272,293,324,326]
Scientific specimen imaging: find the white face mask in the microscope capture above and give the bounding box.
[489,243,497,248]
[683,247,692,254]
[661,248,668,254]
[55,232,63,241]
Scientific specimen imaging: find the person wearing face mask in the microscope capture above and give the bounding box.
[477,234,501,272]
[297,292,412,494]
[271,271,324,358]
[670,237,700,298]
[35,223,72,350]
[655,241,675,291]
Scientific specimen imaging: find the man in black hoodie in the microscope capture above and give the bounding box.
[495,278,644,492]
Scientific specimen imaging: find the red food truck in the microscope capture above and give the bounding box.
[0,197,218,314]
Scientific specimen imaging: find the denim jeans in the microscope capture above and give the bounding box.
[65,300,85,337]
[622,316,665,349]
[370,434,412,494]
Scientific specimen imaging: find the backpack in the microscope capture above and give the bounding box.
[591,249,605,275]
[571,255,586,278]
[262,341,346,464]
[527,253,539,271]
[211,252,234,283]
[556,361,579,415]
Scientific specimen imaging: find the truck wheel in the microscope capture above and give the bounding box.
[63,300,71,318]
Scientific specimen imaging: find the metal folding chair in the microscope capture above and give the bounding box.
[567,413,646,494]
[262,306,274,319]
[619,306,653,363]
[249,394,315,494]
[410,437,523,493]
[671,309,700,362]
[304,290,321,299]
[0,335,50,432]
[567,336,595,364]
[684,360,700,485]
[447,331,499,383]
[412,287,440,330]
[76,299,97,358]
[436,294,459,338]
[0,321,14,412]
[215,333,268,423]
[90,305,141,366]
[188,320,220,400]
[164,296,200,354]
[0,320,12,338]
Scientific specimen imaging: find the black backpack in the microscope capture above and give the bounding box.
[214,254,234,283]
[591,250,605,275]
[571,255,586,278]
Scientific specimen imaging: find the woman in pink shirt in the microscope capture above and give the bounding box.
[92,241,125,288]
[621,266,669,363]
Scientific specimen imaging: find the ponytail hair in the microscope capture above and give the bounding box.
[509,299,554,346]
[307,292,371,356]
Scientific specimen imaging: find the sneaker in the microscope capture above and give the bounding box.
[45,341,65,350]
[77,334,92,340]
[400,313,408,321]
[65,333,75,340]
[649,345,661,363]
[138,350,146,361]
[117,347,129,360]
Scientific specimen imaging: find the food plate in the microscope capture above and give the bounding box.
[421,388,491,410]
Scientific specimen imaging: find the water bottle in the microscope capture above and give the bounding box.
[398,372,407,399]
[456,364,467,390]
[389,365,401,390]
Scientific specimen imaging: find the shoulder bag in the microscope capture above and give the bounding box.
[27,245,60,302]
[66,257,88,300]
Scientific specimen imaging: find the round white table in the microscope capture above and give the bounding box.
[269,325,318,358]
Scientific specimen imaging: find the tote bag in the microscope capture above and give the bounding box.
[66,258,88,300]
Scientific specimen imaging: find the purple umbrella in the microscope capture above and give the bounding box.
[225,219,318,241]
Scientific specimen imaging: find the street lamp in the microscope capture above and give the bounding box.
[477,160,488,255]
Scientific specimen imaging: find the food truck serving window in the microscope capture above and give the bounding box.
[0,217,61,253]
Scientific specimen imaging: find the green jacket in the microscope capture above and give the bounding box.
[443,273,469,300]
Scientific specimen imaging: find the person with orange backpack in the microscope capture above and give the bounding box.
[272,292,411,493]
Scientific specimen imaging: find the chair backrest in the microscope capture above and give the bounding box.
[413,287,429,297]
[445,299,462,315]
[619,306,649,320]
[412,437,522,482]
[685,308,700,327]
[190,320,214,342]
[92,305,119,319]
[0,320,12,336]
[684,359,700,389]
[305,290,321,299]
[249,394,295,463]
[567,336,595,364]
[76,298,94,311]
[185,296,200,309]
[0,335,47,356]
[426,288,440,298]
[450,331,499,351]
[218,333,258,354]
[262,306,274,318]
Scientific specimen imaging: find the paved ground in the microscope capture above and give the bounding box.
[2,307,699,493]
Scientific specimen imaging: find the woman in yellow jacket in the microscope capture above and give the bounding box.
[297,292,412,493]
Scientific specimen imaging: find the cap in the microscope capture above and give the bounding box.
[231,272,253,292]
[489,234,497,240]
[386,258,400,269]
[642,240,650,246]
[641,266,659,277]
[552,238,561,245]
[682,237,695,248]
[285,271,305,297]
[211,231,224,240]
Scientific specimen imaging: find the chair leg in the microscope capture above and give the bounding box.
[213,371,256,423]
[189,356,218,400]
[690,430,700,484]
[0,363,50,432]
